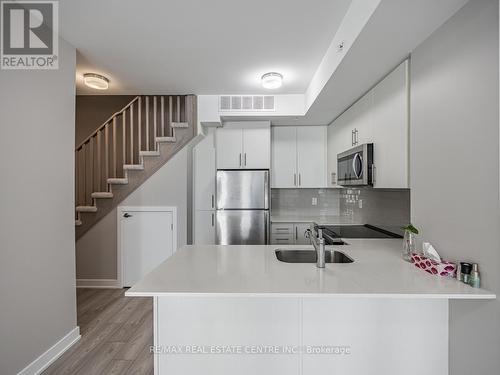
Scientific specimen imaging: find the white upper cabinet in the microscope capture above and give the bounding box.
[327,60,409,189]
[242,128,270,169]
[216,128,242,169]
[351,91,373,145]
[193,130,216,210]
[371,62,408,188]
[271,126,326,188]
[296,126,327,188]
[216,123,270,169]
[271,127,297,188]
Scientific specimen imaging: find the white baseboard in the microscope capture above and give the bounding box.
[76,278,122,289]
[18,326,80,375]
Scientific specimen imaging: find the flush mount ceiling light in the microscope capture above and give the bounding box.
[83,73,109,90]
[261,72,283,89]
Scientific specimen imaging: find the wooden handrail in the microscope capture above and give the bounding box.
[76,96,140,150]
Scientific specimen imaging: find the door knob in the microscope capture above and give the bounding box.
[123,213,132,218]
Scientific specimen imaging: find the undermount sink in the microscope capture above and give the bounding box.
[275,249,354,264]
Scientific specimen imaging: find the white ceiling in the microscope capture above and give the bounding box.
[59,0,351,95]
[297,0,469,125]
[222,0,469,126]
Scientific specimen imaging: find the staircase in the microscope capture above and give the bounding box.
[75,95,197,239]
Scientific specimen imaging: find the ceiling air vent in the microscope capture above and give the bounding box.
[219,95,275,112]
[220,96,231,111]
[231,96,242,110]
[263,95,274,110]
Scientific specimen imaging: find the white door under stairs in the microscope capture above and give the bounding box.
[120,207,176,287]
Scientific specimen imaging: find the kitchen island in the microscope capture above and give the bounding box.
[126,240,495,375]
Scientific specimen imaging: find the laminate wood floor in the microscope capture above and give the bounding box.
[42,288,153,375]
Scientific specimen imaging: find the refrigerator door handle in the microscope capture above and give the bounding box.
[264,170,269,209]
[264,210,269,244]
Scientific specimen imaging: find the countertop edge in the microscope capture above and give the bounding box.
[125,291,496,299]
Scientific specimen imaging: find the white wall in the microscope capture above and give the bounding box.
[0,39,77,374]
[410,1,500,373]
[76,147,189,281]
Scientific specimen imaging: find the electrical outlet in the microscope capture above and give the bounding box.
[312,197,318,206]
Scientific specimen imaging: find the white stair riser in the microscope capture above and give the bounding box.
[123,164,144,171]
[76,206,97,213]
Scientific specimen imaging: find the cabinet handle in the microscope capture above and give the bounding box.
[211,213,215,227]
[299,174,301,186]
[239,153,242,167]
[211,194,214,208]
[275,228,289,232]
[294,173,297,186]
[372,164,376,185]
[244,153,247,166]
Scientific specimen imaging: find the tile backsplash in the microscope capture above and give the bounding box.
[340,188,410,233]
[271,188,341,216]
[272,188,410,233]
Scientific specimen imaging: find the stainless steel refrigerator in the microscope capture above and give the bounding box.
[216,170,270,245]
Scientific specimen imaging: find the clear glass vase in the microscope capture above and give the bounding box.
[402,230,415,262]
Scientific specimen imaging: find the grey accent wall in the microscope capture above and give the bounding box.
[75,95,135,145]
[76,146,190,280]
[0,39,77,374]
[410,1,500,373]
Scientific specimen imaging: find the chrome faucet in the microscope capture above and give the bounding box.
[307,223,325,268]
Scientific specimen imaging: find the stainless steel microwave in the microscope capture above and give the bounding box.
[337,143,374,186]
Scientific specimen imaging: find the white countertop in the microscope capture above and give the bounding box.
[270,214,357,225]
[126,240,495,299]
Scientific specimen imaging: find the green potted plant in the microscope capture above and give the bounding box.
[402,224,419,262]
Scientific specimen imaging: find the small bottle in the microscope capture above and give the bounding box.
[469,264,481,288]
[460,263,472,284]
[456,262,462,281]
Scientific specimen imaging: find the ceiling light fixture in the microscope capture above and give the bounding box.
[83,73,109,90]
[261,72,283,89]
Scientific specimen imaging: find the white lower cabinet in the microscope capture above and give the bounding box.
[194,210,216,245]
[271,222,312,245]
[155,297,447,375]
[294,223,311,245]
